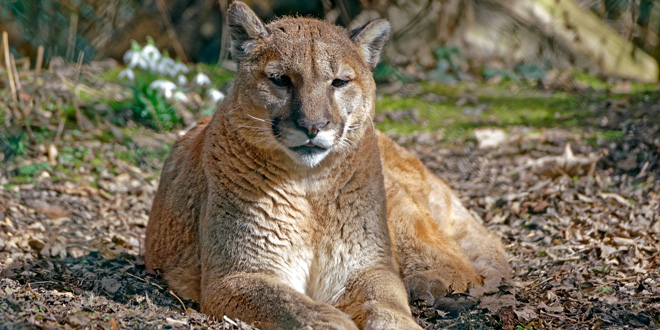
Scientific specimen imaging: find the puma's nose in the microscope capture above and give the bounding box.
[297,120,329,139]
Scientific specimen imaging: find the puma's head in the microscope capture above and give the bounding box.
[225,2,390,168]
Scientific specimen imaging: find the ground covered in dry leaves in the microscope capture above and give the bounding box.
[1,75,659,329]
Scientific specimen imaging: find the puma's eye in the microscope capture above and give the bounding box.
[331,78,350,88]
[268,74,292,88]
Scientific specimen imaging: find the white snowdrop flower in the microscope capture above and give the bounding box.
[123,49,136,66]
[118,68,135,81]
[149,79,177,99]
[173,91,189,103]
[207,88,225,103]
[173,61,189,74]
[123,40,145,69]
[176,74,188,86]
[136,55,150,71]
[123,49,147,70]
[193,72,211,86]
[141,44,162,72]
[157,57,177,77]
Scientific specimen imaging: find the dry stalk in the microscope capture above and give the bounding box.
[3,32,18,105]
[10,54,22,94]
[59,75,100,97]
[74,51,84,82]
[2,31,21,121]
[10,53,29,118]
[36,45,44,74]
[54,116,66,144]
[155,0,187,62]
[66,13,78,62]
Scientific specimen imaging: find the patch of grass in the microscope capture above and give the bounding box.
[18,162,53,176]
[99,67,124,82]
[197,64,235,87]
[117,74,182,131]
[58,146,91,166]
[0,131,28,162]
[9,174,33,185]
[373,62,414,84]
[116,142,172,172]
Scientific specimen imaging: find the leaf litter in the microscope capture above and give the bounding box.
[1,69,659,329]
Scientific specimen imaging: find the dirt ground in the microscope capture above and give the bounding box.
[1,87,659,329]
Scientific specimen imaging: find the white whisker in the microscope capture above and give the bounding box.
[247,114,273,124]
[365,113,375,133]
[237,124,272,131]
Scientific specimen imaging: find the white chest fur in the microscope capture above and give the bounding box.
[249,178,360,305]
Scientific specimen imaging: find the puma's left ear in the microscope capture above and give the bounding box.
[227,1,269,63]
[349,19,391,69]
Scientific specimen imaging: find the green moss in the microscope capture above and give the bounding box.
[419,81,463,96]
[376,85,580,139]
[573,71,658,93]
[600,130,623,140]
[572,71,609,90]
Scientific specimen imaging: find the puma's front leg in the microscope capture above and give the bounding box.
[335,266,422,330]
[200,272,358,330]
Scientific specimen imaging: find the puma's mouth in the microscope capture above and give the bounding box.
[290,145,327,154]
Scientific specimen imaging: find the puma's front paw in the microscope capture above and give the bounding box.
[403,269,483,311]
[365,317,422,330]
[295,302,359,330]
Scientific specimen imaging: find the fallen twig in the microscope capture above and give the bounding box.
[110,317,120,330]
[540,309,577,323]
[545,250,581,262]
[123,272,164,290]
[169,290,187,315]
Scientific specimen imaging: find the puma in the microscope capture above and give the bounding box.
[145,2,510,329]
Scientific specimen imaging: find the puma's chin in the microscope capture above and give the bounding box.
[286,145,331,168]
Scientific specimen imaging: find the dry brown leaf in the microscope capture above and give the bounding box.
[514,307,538,322]
[516,143,606,178]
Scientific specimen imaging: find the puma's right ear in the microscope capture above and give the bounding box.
[227,1,269,62]
[349,19,391,69]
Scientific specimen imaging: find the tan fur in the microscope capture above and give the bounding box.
[145,2,510,329]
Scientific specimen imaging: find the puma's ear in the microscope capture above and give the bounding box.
[349,19,391,69]
[227,1,269,62]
